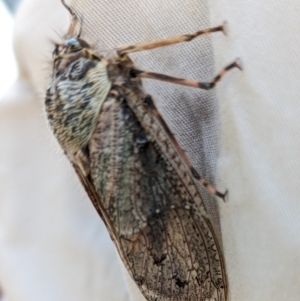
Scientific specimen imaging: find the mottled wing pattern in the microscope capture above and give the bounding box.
[74,88,227,301]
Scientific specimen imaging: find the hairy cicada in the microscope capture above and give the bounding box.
[45,1,240,300]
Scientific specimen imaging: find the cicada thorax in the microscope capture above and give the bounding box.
[45,33,146,153]
[45,47,112,155]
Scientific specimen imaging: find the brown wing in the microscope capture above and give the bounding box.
[72,89,226,301]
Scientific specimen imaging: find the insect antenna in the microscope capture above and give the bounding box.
[61,0,82,38]
[48,27,63,43]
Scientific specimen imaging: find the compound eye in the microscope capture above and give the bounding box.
[65,38,81,51]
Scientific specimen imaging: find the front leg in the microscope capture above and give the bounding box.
[115,24,225,58]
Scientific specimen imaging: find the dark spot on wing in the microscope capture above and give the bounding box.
[190,167,200,180]
[173,276,188,288]
[153,254,167,266]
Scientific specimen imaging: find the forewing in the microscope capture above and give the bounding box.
[84,90,226,301]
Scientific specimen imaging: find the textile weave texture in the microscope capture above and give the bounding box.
[0,0,299,300]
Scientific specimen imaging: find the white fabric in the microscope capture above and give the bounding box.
[1,0,300,300]
[211,1,300,300]
[0,0,129,300]
[0,2,17,99]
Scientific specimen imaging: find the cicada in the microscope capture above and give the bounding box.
[45,1,240,300]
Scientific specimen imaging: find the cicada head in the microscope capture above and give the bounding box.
[52,0,92,58]
[52,37,91,57]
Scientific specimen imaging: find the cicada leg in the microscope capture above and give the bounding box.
[143,95,230,202]
[115,24,225,57]
[130,60,241,90]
